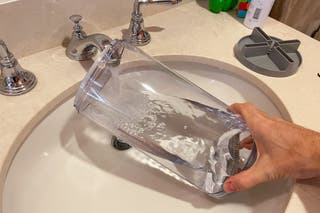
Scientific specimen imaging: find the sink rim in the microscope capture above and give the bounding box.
[0,54,292,212]
[155,55,291,121]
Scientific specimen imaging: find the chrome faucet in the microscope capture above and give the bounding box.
[66,15,112,61]
[0,40,37,96]
[129,0,182,46]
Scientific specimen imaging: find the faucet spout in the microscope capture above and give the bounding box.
[134,0,181,15]
[130,0,182,46]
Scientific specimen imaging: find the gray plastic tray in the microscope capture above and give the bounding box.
[234,27,302,77]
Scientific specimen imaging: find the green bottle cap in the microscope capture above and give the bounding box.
[209,0,223,13]
[209,0,238,13]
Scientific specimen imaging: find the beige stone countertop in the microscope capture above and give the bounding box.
[0,1,319,212]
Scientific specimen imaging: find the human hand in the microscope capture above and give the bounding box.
[223,103,320,193]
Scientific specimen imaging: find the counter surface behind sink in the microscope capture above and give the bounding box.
[0,1,320,213]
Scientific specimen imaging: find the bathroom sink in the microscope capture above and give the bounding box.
[3,55,293,213]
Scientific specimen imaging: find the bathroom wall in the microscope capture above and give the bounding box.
[0,0,190,58]
[270,0,320,41]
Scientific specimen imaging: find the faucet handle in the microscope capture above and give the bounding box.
[70,14,83,24]
[0,40,37,96]
[0,40,13,65]
[0,39,10,57]
[69,14,85,37]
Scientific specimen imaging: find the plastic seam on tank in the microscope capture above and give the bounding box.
[181,98,248,131]
[82,87,133,120]
[75,46,115,111]
[121,40,230,109]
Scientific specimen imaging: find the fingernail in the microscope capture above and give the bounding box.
[226,107,234,113]
[225,181,237,192]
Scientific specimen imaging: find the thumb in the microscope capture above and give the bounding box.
[223,165,268,193]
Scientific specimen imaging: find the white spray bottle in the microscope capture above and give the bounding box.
[244,0,275,29]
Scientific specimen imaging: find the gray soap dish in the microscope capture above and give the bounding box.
[234,27,302,77]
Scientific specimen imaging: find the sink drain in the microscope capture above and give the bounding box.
[111,136,131,151]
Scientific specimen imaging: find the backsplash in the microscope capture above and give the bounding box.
[0,0,190,58]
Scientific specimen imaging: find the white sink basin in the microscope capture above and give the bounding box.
[3,56,293,213]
